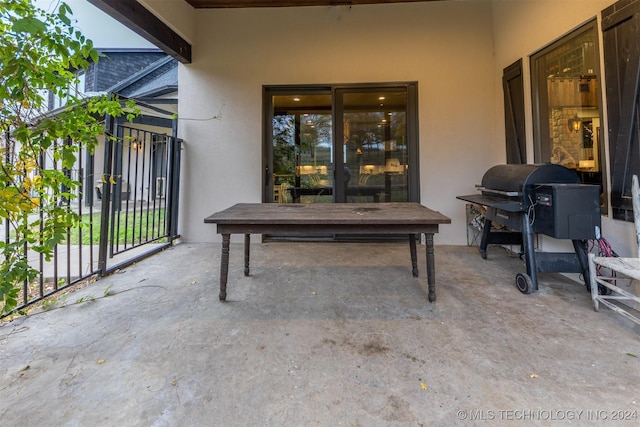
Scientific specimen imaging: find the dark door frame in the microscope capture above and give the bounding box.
[263,82,420,204]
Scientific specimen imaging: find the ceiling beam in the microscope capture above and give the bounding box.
[186,0,438,8]
[88,0,192,64]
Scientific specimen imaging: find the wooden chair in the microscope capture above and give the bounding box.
[277,182,290,203]
[588,175,640,325]
[358,173,371,185]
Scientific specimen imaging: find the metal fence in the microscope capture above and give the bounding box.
[2,122,181,316]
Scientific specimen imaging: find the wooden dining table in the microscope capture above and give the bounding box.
[204,202,451,302]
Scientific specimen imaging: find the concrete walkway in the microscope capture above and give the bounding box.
[0,242,638,426]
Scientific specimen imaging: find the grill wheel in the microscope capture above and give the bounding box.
[515,273,533,294]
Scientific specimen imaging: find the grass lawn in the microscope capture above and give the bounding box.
[65,208,167,245]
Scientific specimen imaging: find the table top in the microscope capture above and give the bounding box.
[205,202,451,226]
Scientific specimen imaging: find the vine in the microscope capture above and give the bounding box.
[0,0,139,314]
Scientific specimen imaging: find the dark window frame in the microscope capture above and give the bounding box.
[530,19,607,212]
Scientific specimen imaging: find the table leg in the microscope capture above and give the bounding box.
[244,233,250,276]
[424,233,436,302]
[479,217,492,259]
[219,234,230,301]
[409,234,419,277]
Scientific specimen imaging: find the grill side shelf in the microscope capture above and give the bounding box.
[456,194,525,212]
[475,187,521,197]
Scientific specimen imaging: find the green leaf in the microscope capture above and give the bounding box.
[90,49,99,63]
[58,2,73,26]
[12,17,47,34]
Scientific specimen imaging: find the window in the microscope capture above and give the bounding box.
[531,20,605,210]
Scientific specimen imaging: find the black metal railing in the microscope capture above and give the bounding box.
[2,123,181,316]
[108,126,173,257]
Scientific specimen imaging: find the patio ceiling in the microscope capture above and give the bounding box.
[89,0,448,64]
[184,0,444,8]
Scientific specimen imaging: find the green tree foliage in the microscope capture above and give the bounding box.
[0,0,138,314]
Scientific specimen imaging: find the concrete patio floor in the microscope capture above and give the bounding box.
[0,241,638,426]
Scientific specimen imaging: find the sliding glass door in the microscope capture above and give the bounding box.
[264,83,419,205]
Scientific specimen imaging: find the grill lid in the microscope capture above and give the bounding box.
[456,164,581,211]
[480,164,580,194]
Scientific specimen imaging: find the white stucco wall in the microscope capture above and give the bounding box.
[176,1,500,244]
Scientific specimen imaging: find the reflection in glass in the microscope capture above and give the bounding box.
[343,91,408,203]
[531,21,603,192]
[271,89,410,204]
[272,94,333,203]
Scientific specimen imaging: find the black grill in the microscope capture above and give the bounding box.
[457,164,601,294]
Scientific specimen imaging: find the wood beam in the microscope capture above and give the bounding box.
[88,0,192,64]
[186,0,437,7]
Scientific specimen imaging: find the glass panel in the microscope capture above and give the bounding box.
[272,94,333,203]
[268,86,413,207]
[342,90,408,203]
[531,21,604,191]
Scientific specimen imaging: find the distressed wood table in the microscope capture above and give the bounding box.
[204,202,451,302]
